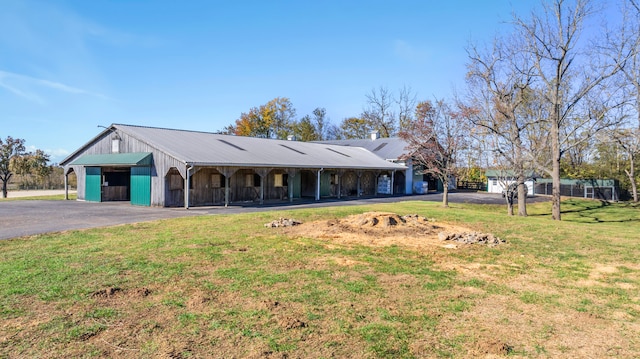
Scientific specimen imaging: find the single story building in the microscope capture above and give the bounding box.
[60,124,406,208]
[534,178,620,201]
[317,132,449,194]
[485,170,536,197]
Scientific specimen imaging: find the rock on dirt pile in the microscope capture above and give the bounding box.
[438,231,505,246]
[264,218,302,228]
[340,212,434,228]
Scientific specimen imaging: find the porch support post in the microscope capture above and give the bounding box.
[215,167,240,208]
[225,176,230,207]
[316,168,323,201]
[356,171,362,197]
[64,170,69,200]
[391,170,395,195]
[184,165,194,209]
[375,173,379,195]
[255,168,270,205]
[287,168,297,203]
[336,169,346,199]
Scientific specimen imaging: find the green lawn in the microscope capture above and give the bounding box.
[0,193,77,201]
[0,199,638,358]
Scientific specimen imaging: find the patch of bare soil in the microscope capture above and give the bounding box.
[277,212,503,251]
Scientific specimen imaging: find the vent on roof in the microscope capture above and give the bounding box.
[217,139,246,151]
[372,142,388,152]
[279,144,306,155]
[326,148,350,157]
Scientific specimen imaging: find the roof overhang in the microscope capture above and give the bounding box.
[185,162,406,171]
[69,152,152,166]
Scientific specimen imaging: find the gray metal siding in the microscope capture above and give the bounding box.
[62,131,185,207]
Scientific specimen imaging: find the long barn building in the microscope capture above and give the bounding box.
[60,124,407,208]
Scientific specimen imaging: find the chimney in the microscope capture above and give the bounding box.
[287,135,296,141]
[370,131,380,140]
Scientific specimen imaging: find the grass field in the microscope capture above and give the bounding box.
[1,199,639,358]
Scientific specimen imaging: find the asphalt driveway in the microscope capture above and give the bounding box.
[0,192,549,240]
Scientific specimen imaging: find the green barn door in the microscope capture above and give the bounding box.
[130,166,151,206]
[85,167,102,202]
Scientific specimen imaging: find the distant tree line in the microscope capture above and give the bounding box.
[218,86,422,141]
[0,136,71,198]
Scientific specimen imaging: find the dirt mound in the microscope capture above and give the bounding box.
[91,287,122,298]
[280,212,503,251]
[340,212,434,228]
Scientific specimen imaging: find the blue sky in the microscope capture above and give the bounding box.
[1,0,544,163]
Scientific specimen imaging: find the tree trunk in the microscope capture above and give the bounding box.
[442,180,449,207]
[626,153,638,202]
[552,155,562,220]
[551,113,562,220]
[505,185,515,216]
[1,180,7,198]
[518,177,528,217]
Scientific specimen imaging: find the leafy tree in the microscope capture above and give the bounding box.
[291,107,330,141]
[13,149,51,189]
[311,107,328,141]
[338,117,372,139]
[231,97,297,139]
[292,115,319,141]
[400,99,466,207]
[0,136,26,198]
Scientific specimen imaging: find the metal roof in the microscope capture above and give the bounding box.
[316,137,410,161]
[69,152,152,166]
[63,124,405,171]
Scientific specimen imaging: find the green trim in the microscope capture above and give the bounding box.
[131,166,151,206]
[70,152,152,166]
[85,167,102,202]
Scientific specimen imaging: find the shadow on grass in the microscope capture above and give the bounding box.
[530,199,640,223]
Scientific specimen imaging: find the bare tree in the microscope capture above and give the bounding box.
[400,99,465,207]
[611,127,640,201]
[514,0,626,220]
[362,86,396,137]
[397,85,417,132]
[463,33,540,216]
[607,0,640,201]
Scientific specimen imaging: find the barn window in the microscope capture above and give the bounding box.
[274,173,289,187]
[111,138,120,153]
[245,173,261,187]
[211,174,225,188]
